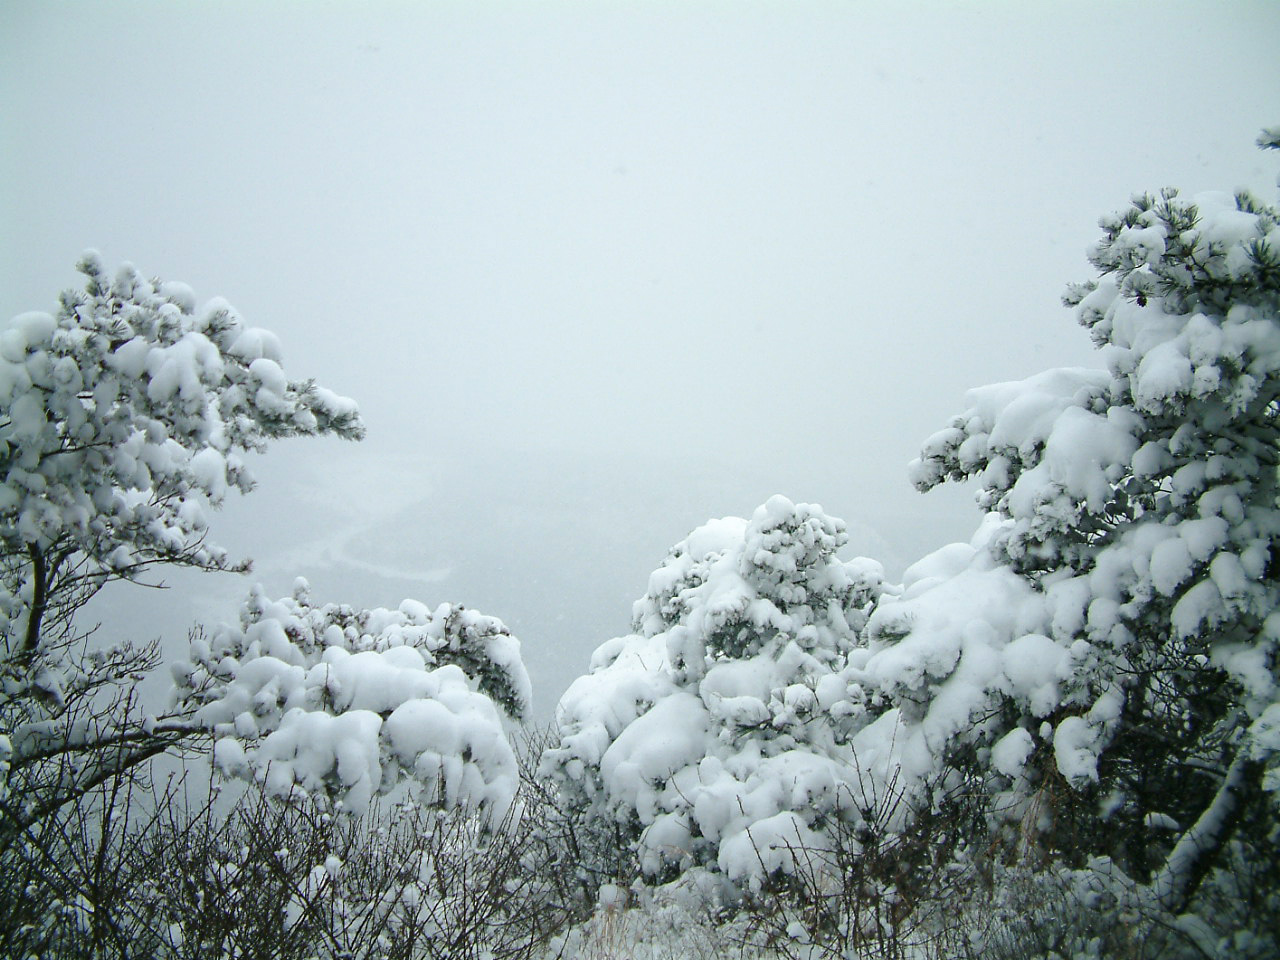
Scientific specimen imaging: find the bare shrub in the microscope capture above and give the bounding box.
[1,760,571,960]
[519,724,642,921]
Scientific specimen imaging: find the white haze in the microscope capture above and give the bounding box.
[2,0,1278,718]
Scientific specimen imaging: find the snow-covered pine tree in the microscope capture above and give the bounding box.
[541,495,888,892]
[849,137,1280,950]
[178,579,530,819]
[0,254,364,844]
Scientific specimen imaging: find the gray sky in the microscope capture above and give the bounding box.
[3,0,1278,718]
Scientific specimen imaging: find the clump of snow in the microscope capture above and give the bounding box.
[991,727,1035,778]
[227,326,284,362]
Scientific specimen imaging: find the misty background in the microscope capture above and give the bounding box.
[3,1,1278,719]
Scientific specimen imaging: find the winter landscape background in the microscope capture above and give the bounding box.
[3,0,1278,720]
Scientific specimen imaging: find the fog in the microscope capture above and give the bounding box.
[3,1,1278,718]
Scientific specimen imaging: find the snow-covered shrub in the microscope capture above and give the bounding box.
[180,579,530,818]
[0,254,363,846]
[844,140,1280,947]
[542,495,889,891]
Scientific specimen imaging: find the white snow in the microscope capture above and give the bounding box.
[991,727,1035,778]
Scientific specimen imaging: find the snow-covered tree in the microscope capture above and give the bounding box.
[542,495,888,890]
[178,579,530,819]
[0,254,364,842]
[849,142,1280,945]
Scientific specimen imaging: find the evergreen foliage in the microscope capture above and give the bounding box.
[857,150,1280,950]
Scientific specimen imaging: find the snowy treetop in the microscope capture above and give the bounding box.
[860,184,1280,858]
[546,495,890,886]
[0,254,365,626]
[179,579,529,819]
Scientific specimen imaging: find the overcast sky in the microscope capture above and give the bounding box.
[3,1,1278,718]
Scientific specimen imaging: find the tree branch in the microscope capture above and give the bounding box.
[1149,748,1261,915]
[22,543,48,655]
